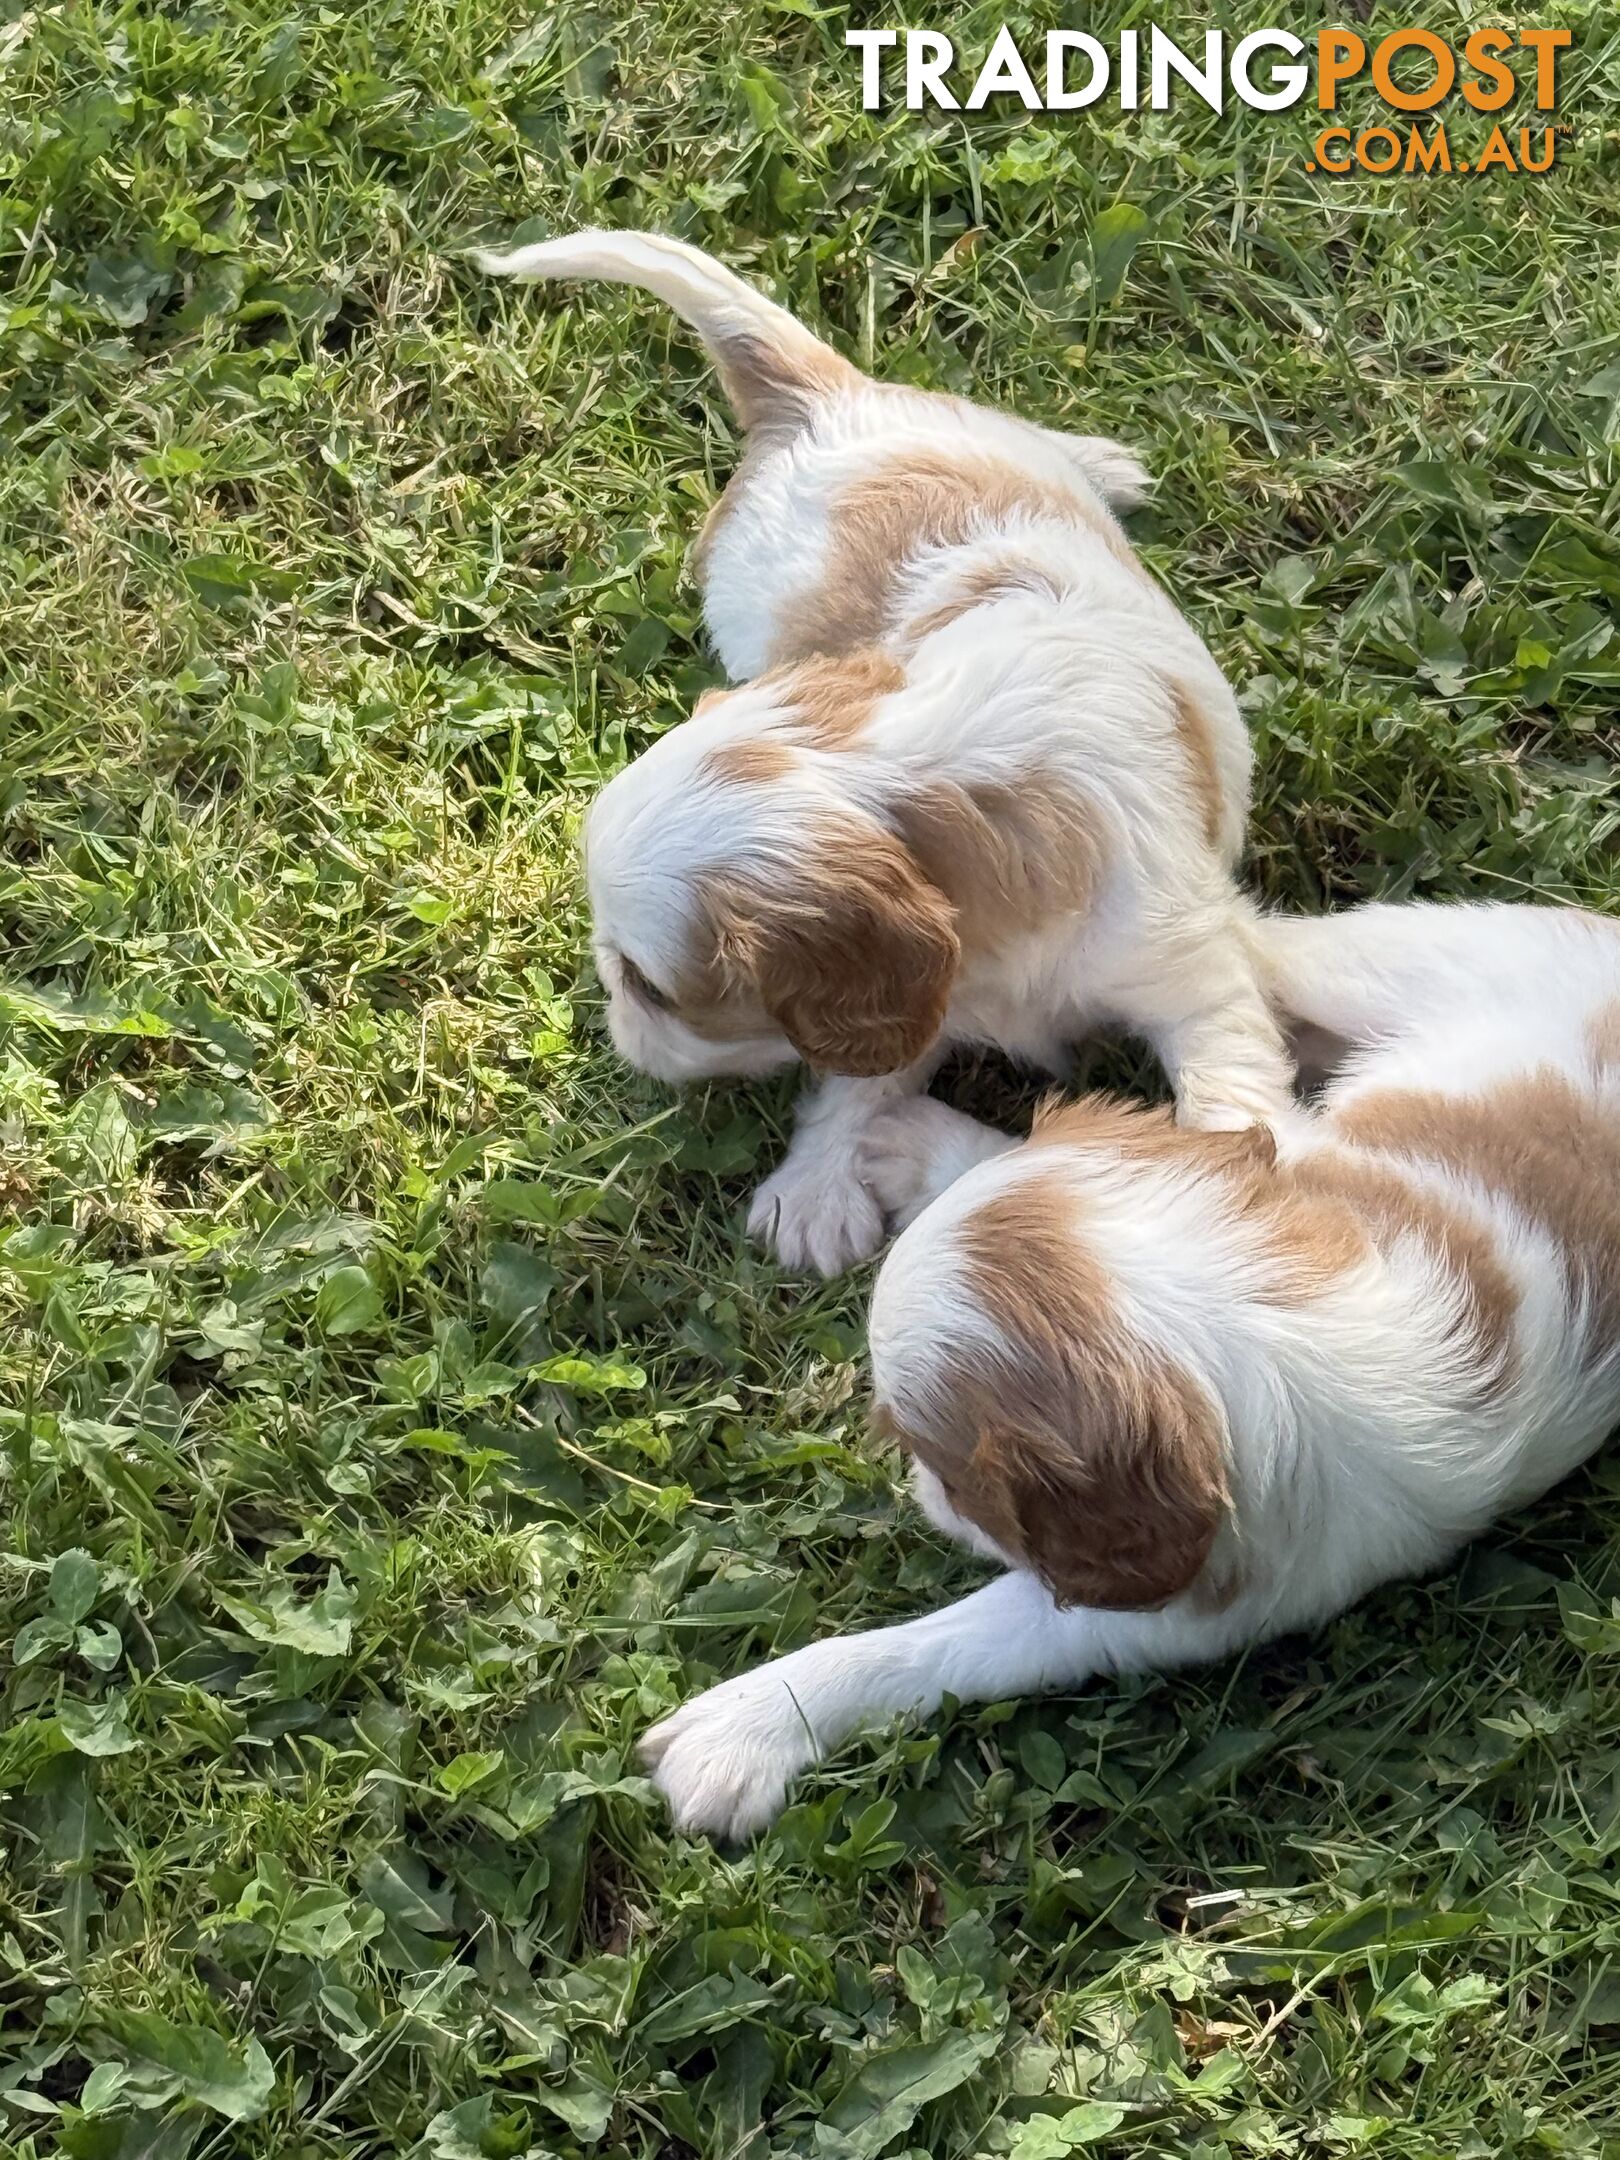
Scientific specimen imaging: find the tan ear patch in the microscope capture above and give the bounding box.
[883,1176,1231,1612]
[970,1383,1228,1612]
[962,1184,1229,1608]
[890,775,1102,962]
[696,649,1102,969]
[701,821,959,1078]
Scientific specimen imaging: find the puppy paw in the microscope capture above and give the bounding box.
[1175,1098,1263,1135]
[860,1099,1015,1227]
[1173,1082,1288,1137]
[1172,1042,1295,1134]
[640,1673,814,1841]
[746,1160,884,1276]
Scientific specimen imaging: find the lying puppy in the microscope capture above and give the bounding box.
[480,230,1292,1274]
[642,900,1620,1838]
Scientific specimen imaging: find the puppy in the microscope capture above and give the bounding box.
[479,230,1293,1274]
[641,900,1620,1838]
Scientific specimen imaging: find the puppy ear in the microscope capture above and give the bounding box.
[715,828,959,1076]
[970,1363,1229,1610]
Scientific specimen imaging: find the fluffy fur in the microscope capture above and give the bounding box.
[481,229,1293,1274]
[641,901,1620,1838]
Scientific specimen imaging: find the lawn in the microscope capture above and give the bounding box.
[4,0,1620,2153]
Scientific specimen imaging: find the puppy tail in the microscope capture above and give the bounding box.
[1246,901,1494,1049]
[474,228,858,435]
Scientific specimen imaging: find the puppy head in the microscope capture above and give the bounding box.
[584,664,959,1085]
[869,1154,1230,1609]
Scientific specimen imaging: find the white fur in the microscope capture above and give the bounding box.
[487,231,1292,1276]
[643,902,1620,1838]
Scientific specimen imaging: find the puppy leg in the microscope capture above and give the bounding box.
[1124,903,1295,1130]
[747,1060,940,1276]
[1156,996,1295,1132]
[641,1569,1247,1840]
[860,1098,1019,1229]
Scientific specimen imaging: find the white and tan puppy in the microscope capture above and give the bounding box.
[480,230,1292,1274]
[641,900,1620,1838]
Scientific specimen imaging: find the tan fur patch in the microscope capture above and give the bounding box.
[1249,1172,1373,1304]
[1168,682,1225,853]
[770,449,1143,667]
[767,649,906,750]
[1287,1147,1518,1376]
[715,327,855,438]
[890,774,1100,961]
[1031,1098,1364,1301]
[1334,1074,1620,1356]
[698,821,959,1076]
[900,557,1063,646]
[1028,1093,1277,1175]
[699,652,904,785]
[704,737,795,787]
[1586,999,1620,1075]
[884,1175,1232,1611]
[1028,1093,1512,1373]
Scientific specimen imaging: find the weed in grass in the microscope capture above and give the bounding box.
[2,1,1620,2156]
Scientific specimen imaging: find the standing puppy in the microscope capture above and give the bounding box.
[481,231,1292,1273]
[641,901,1620,1838]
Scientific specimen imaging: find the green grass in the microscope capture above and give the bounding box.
[3,0,1620,2152]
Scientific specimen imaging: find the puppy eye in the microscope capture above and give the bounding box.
[618,954,673,1012]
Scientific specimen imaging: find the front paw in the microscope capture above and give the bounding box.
[1174,1097,1262,1134]
[640,1672,815,1841]
[1172,1043,1294,1134]
[1173,1082,1284,1136]
[860,1098,1014,1227]
[746,1159,884,1276]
